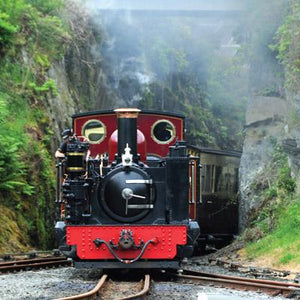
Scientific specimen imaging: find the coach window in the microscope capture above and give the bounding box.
[204,165,211,192]
[214,166,222,192]
[225,173,232,192]
[82,120,106,144]
[234,168,239,193]
[151,120,175,144]
[204,165,217,193]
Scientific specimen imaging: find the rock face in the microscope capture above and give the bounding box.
[239,96,288,231]
[283,92,300,193]
[46,61,77,150]
[45,3,107,149]
[245,96,288,127]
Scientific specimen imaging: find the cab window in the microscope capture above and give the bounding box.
[82,120,106,144]
[151,120,175,144]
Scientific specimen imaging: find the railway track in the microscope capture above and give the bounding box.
[173,269,300,298]
[0,256,71,273]
[57,274,151,300]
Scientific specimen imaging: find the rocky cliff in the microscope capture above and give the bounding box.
[239,96,288,231]
[283,93,300,192]
[44,1,117,150]
[237,0,294,233]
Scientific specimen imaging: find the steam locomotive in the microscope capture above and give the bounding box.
[55,108,239,269]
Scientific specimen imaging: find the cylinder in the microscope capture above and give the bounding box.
[114,108,141,158]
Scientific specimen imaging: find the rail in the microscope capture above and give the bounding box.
[0,256,71,273]
[57,274,108,300]
[173,269,300,298]
[57,274,151,300]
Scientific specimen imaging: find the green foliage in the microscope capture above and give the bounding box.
[0,139,33,194]
[34,53,50,68]
[0,0,68,60]
[245,139,299,266]
[288,109,300,129]
[139,70,239,148]
[0,205,30,253]
[206,54,247,148]
[246,198,300,266]
[0,93,57,250]
[0,97,33,197]
[279,253,296,264]
[271,0,300,91]
[25,0,64,14]
[148,38,189,77]
[235,0,288,95]
[24,135,56,248]
[247,139,296,236]
[136,14,246,149]
[28,79,58,96]
[139,75,229,147]
[25,9,69,60]
[277,165,296,193]
[0,0,68,251]
[271,141,296,196]
[0,12,18,50]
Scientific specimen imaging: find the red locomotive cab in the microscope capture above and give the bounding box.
[108,129,147,162]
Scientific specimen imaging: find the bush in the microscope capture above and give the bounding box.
[0,12,18,50]
[271,0,300,91]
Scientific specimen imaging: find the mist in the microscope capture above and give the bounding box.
[84,0,244,12]
[78,0,248,149]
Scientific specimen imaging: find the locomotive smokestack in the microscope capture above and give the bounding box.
[114,108,141,160]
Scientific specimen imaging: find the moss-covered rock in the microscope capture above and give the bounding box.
[0,205,30,253]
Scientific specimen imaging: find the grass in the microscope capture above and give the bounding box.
[246,197,300,267]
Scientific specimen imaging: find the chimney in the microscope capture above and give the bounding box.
[114,108,141,160]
